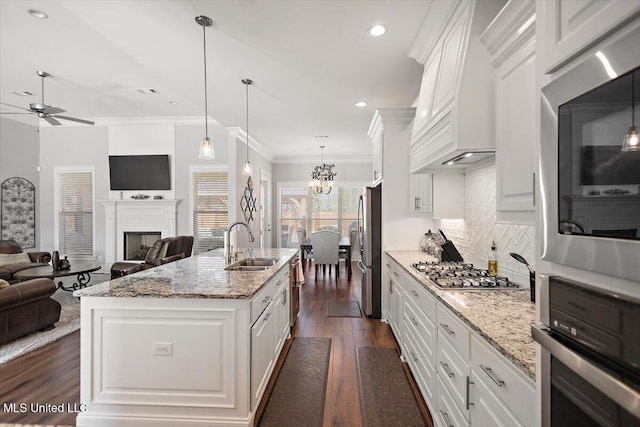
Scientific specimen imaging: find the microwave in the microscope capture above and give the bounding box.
[540,23,640,283]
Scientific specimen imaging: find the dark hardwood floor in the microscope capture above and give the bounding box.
[0,261,431,427]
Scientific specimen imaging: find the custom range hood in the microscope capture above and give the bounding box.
[408,0,504,172]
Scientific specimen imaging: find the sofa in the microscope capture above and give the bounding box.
[0,240,52,283]
[0,277,61,345]
[110,235,194,279]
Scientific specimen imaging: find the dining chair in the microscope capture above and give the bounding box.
[297,227,312,268]
[310,230,340,279]
[318,225,339,233]
[339,228,357,274]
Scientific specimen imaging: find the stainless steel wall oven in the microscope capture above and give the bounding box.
[533,275,640,426]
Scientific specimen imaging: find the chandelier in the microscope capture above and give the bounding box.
[309,145,336,194]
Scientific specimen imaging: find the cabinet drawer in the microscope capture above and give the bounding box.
[437,331,470,418]
[404,295,436,363]
[437,304,470,359]
[404,322,436,406]
[434,375,469,427]
[403,275,437,321]
[251,270,286,324]
[469,369,526,427]
[470,335,535,426]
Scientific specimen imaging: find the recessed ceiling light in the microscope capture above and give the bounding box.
[9,91,34,96]
[447,161,455,166]
[28,9,48,19]
[464,152,473,158]
[136,88,158,94]
[355,101,368,107]
[367,24,387,37]
[169,101,178,105]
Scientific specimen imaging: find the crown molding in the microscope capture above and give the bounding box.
[368,107,417,139]
[272,154,373,164]
[409,0,465,65]
[226,126,274,163]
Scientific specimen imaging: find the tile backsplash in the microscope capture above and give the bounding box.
[434,164,535,287]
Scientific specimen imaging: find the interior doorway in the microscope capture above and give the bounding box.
[260,170,272,249]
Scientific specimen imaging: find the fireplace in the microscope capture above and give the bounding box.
[124,231,161,260]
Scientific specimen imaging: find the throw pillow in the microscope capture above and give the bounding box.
[0,252,31,268]
[0,279,10,289]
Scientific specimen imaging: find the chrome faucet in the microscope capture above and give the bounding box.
[225,221,255,263]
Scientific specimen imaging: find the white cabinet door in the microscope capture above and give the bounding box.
[495,42,536,221]
[273,281,289,357]
[542,0,640,73]
[409,174,434,213]
[373,132,383,185]
[469,370,526,427]
[251,300,276,408]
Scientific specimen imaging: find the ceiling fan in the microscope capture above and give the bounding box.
[0,70,95,126]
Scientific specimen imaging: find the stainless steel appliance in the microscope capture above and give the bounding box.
[289,253,300,327]
[540,24,640,283]
[532,275,640,426]
[357,186,381,318]
[411,261,519,289]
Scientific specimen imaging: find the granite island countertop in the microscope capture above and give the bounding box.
[386,250,536,380]
[74,248,299,300]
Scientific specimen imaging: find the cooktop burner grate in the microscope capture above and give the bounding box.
[411,261,519,289]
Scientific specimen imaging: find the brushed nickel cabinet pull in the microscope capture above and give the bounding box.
[440,361,455,378]
[466,375,474,410]
[440,323,455,335]
[439,410,454,427]
[480,364,505,387]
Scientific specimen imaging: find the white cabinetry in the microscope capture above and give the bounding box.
[541,0,640,73]
[386,254,537,427]
[370,114,384,186]
[409,174,433,213]
[385,256,404,340]
[251,299,276,407]
[481,0,537,224]
[409,0,504,172]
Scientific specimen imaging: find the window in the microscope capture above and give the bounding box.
[192,169,228,254]
[56,169,94,257]
[278,184,364,248]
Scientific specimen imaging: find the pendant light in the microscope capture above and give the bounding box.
[196,15,214,159]
[622,70,639,152]
[241,78,253,176]
[309,145,336,194]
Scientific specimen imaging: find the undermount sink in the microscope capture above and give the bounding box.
[225,258,279,271]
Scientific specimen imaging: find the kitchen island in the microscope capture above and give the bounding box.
[73,248,298,427]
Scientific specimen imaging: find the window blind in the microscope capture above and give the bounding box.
[58,171,94,256]
[193,171,228,254]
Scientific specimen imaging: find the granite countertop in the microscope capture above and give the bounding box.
[386,250,536,380]
[74,248,299,300]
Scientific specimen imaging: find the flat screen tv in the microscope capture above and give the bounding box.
[109,155,171,191]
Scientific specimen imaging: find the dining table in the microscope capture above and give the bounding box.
[300,236,352,279]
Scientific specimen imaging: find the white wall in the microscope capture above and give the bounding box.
[0,117,41,248]
[435,163,536,287]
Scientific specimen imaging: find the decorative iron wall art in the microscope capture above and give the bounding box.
[1,177,36,248]
[240,176,257,225]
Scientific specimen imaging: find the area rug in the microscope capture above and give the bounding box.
[0,273,109,364]
[356,347,426,427]
[326,300,362,317]
[259,337,332,427]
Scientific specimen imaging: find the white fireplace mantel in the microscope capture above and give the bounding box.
[101,199,181,264]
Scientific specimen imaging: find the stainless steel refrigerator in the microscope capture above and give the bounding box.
[357,185,381,318]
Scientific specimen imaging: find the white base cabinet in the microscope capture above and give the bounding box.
[385,254,536,427]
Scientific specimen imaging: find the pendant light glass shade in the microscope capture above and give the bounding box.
[241,79,253,176]
[196,15,215,159]
[622,71,639,152]
[199,137,214,159]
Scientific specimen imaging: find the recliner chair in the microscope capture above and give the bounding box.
[110,236,194,279]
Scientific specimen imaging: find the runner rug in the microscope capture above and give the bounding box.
[326,300,362,317]
[356,346,427,427]
[259,337,332,427]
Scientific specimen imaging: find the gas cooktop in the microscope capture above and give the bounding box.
[411,261,519,290]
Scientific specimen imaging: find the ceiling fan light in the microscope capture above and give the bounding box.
[199,137,214,159]
[28,9,48,19]
[622,125,639,151]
